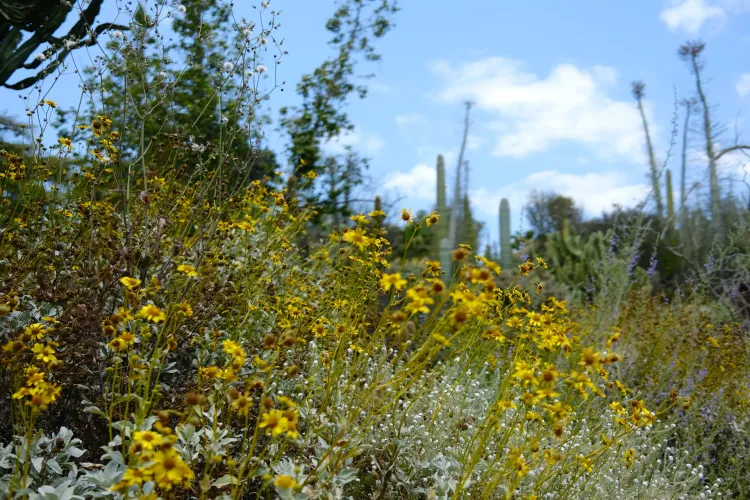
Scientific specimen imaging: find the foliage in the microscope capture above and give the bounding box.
[0,2,748,499]
[524,191,583,237]
[279,0,398,205]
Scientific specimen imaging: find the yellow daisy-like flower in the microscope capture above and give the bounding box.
[149,449,194,490]
[138,304,165,323]
[274,475,297,489]
[31,343,57,364]
[231,393,252,416]
[425,211,439,227]
[379,272,407,292]
[24,323,47,340]
[177,264,197,277]
[177,302,193,317]
[426,260,441,276]
[133,430,163,450]
[119,276,142,290]
[342,227,370,251]
[259,409,289,437]
[58,137,72,150]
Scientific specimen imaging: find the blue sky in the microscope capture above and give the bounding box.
[3,0,750,249]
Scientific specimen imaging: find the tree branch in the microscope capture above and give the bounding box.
[716,145,750,161]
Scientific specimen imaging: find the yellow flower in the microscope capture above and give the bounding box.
[119,276,142,290]
[506,316,523,328]
[138,304,165,323]
[122,467,152,486]
[624,449,635,469]
[425,211,439,227]
[431,333,451,347]
[426,260,441,276]
[380,272,407,292]
[350,214,370,225]
[149,449,194,490]
[369,209,386,218]
[274,474,297,489]
[133,430,163,450]
[24,323,47,340]
[496,400,517,411]
[31,343,57,364]
[42,99,58,108]
[177,264,197,277]
[177,302,193,317]
[342,227,370,251]
[58,137,72,150]
[514,456,530,478]
[231,393,252,416]
[259,409,289,437]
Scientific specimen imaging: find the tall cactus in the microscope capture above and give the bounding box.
[461,194,478,251]
[373,195,384,227]
[436,155,446,219]
[666,169,675,231]
[499,198,512,271]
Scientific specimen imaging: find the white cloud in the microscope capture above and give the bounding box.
[429,57,650,162]
[323,129,384,156]
[368,81,393,94]
[660,0,727,34]
[383,164,436,202]
[395,113,427,127]
[467,134,484,151]
[737,73,750,97]
[469,170,649,221]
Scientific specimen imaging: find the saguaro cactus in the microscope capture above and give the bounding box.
[500,198,512,271]
[461,195,478,251]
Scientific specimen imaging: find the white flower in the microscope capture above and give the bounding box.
[242,27,253,38]
[176,4,186,13]
[246,69,254,77]
[256,65,267,74]
[112,30,123,39]
[223,61,234,72]
[34,53,47,62]
[260,37,267,45]
[261,1,269,8]
[65,40,76,50]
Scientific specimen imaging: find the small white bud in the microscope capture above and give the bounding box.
[223,61,234,72]
[34,53,47,62]
[260,37,268,45]
[261,1,269,8]
[112,31,123,39]
[65,40,76,50]
[256,65,267,74]
[177,4,186,13]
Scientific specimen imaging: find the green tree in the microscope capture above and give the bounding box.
[525,190,583,236]
[61,0,279,191]
[279,0,398,211]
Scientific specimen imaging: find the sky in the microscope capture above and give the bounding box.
[2,0,750,249]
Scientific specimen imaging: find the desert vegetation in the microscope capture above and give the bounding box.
[0,1,748,499]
